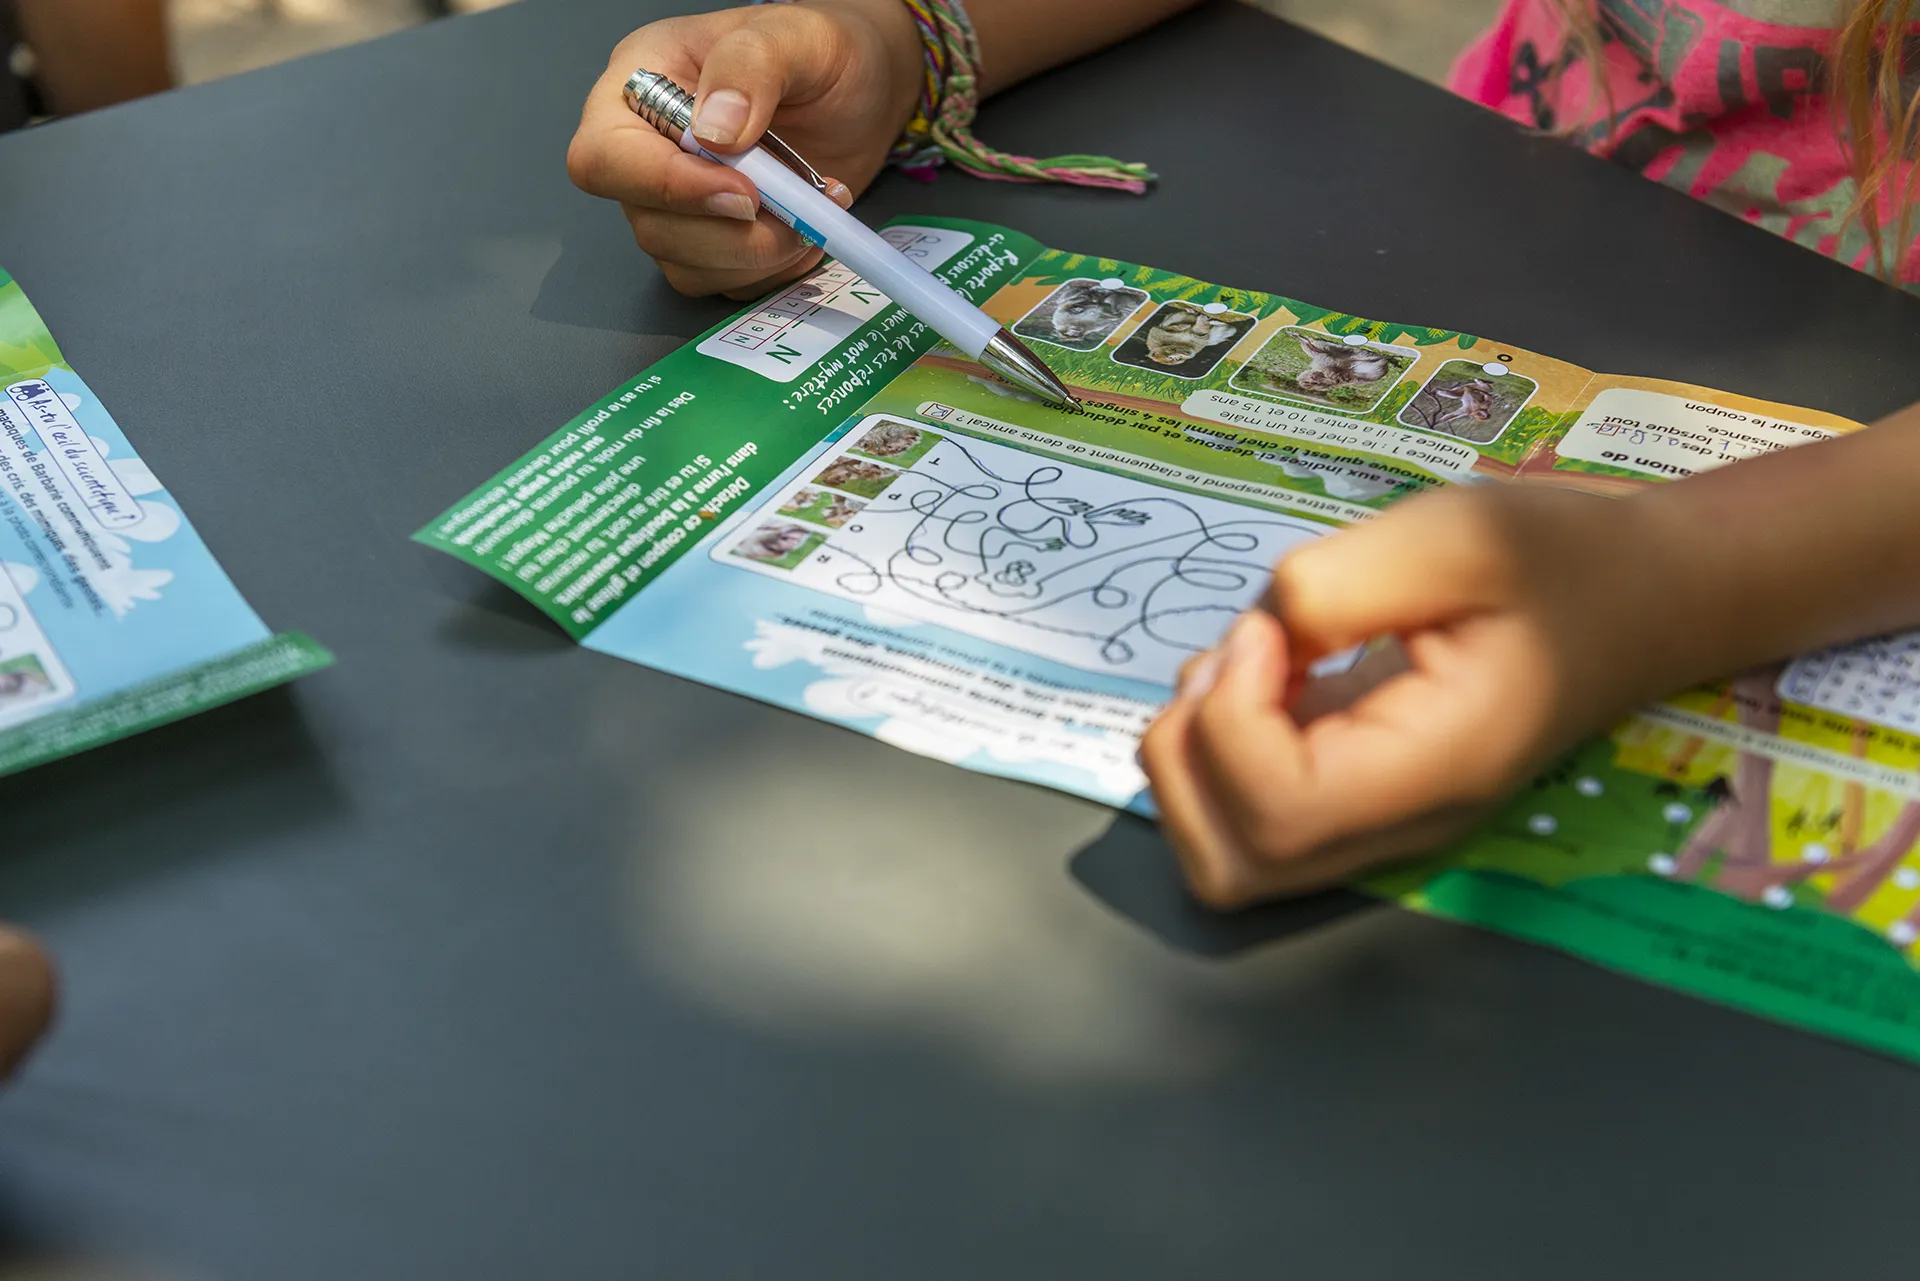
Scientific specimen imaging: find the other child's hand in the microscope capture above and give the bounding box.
[0,926,54,1080]
[1140,483,1667,907]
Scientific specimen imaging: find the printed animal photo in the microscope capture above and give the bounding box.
[1110,301,1259,380]
[777,487,868,530]
[811,455,901,500]
[0,654,54,708]
[1229,327,1419,414]
[1010,278,1150,352]
[1397,360,1538,443]
[729,521,826,571]
[847,419,942,467]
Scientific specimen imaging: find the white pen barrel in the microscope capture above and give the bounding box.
[692,141,1000,359]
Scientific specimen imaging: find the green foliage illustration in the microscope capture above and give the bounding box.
[1014,251,1478,353]
[0,280,67,384]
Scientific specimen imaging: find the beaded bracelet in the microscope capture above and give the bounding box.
[751,0,1153,193]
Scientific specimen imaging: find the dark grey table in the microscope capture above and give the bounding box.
[3,3,1919,1278]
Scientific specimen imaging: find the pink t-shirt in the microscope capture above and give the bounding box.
[1450,1,1920,291]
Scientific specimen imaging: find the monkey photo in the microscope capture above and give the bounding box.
[778,487,867,529]
[0,657,53,708]
[848,419,941,467]
[1397,359,1538,443]
[1109,300,1258,380]
[811,455,900,500]
[1228,326,1418,413]
[818,494,864,528]
[1011,278,1150,352]
[729,521,825,570]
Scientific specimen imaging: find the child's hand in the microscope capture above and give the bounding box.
[567,1,923,299]
[1140,483,1666,908]
[0,926,54,1080]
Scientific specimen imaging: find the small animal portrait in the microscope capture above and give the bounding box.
[848,419,941,466]
[811,456,901,499]
[778,487,867,529]
[1011,278,1150,351]
[1229,326,1418,413]
[1110,301,1258,379]
[1397,360,1538,443]
[821,495,862,527]
[0,656,53,707]
[778,487,826,518]
[1293,335,1391,394]
[729,521,825,570]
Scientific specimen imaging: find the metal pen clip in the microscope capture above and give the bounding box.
[756,130,831,194]
[624,69,830,193]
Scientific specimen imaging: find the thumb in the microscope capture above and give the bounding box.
[1267,486,1510,662]
[690,10,840,152]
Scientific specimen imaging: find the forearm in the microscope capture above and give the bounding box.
[826,0,1198,120]
[966,0,1204,95]
[1631,400,1920,693]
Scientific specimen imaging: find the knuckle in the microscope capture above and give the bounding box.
[1441,490,1523,593]
[608,21,676,71]
[625,210,664,252]
[1137,722,1171,779]
[565,135,607,192]
[743,249,823,296]
[1245,821,1308,865]
[1265,548,1316,619]
[1452,748,1526,810]
[711,22,781,75]
[659,264,716,298]
[1186,861,1252,911]
[654,166,707,212]
[743,229,802,270]
[1190,685,1239,748]
[762,4,835,49]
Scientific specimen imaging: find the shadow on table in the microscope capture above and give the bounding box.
[0,1201,53,1274]
[420,550,578,655]
[530,202,732,341]
[1068,812,1379,958]
[0,685,345,917]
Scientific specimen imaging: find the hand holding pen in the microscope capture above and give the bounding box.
[566,3,1079,408]
[566,3,927,300]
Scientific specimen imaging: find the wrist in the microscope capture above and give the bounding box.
[1609,476,1783,702]
[1535,488,1699,731]
[815,0,923,142]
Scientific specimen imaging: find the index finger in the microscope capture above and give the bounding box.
[1189,613,1539,859]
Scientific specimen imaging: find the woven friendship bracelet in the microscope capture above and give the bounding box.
[749,0,1153,193]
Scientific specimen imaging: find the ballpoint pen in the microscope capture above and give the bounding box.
[622,69,1081,411]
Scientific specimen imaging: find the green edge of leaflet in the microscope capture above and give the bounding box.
[1383,867,1920,1062]
[0,632,334,778]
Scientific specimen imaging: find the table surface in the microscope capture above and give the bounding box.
[4,2,1920,1277]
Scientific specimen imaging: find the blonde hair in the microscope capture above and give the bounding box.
[1545,0,1920,282]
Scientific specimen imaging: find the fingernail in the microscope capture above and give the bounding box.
[704,191,757,221]
[1178,651,1220,702]
[691,89,749,146]
[825,180,852,207]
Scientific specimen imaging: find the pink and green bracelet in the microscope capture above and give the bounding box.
[753,0,1155,194]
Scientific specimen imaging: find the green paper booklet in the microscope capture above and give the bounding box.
[0,267,330,777]
[420,217,1920,1062]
